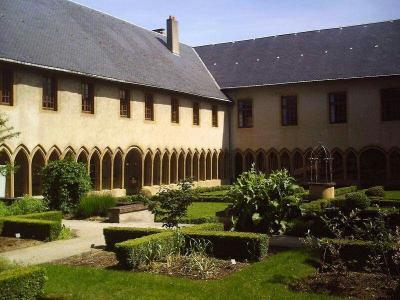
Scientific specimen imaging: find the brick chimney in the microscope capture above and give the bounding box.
[167,16,180,55]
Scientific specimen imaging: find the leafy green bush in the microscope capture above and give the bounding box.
[0,201,8,217]
[104,227,163,250]
[365,186,385,197]
[77,194,117,218]
[335,186,358,197]
[0,266,46,300]
[8,195,48,216]
[149,179,197,228]
[193,185,231,193]
[42,159,91,213]
[227,167,301,233]
[117,194,150,204]
[345,192,370,209]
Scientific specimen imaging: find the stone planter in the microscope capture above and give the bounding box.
[308,182,336,200]
[108,202,154,223]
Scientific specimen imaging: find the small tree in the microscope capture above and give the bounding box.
[0,115,19,177]
[42,158,91,213]
[149,178,196,228]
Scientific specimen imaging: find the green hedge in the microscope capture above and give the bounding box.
[0,211,62,241]
[103,227,163,250]
[335,186,358,197]
[0,266,46,300]
[183,223,224,232]
[370,198,400,208]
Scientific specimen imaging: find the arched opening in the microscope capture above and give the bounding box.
[234,152,243,178]
[360,148,387,186]
[48,149,60,162]
[206,152,212,180]
[63,149,75,160]
[280,152,291,172]
[218,152,224,179]
[162,152,169,185]
[124,148,142,194]
[178,152,185,181]
[332,151,344,181]
[199,152,206,181]
[102,152,112,190]
[185,152,192,179]
[244,152,254,171]
[144,152,152,186]
[14,149,29,197]
[268,152,278,173]
[389,150,400,180]
[256,152,266,173]
[193,152,199,181]
[113,152,123,189]
[90,151,101,190]
[77,151,88,169]
[32,150,45,196]
[292,151,304,181]
[170,152,177,184]
[153,152,161,185]
[346,151,358,181]
[0,150,12,197]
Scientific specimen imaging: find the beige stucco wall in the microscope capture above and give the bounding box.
[227,76,400,152]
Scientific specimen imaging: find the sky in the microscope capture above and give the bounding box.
[73,0,400,46]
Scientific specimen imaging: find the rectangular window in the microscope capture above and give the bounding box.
[81,82,94,113]
[329,92,347,123]
[281,95,297,126]
[145,94,154,121]
[238,99,253,128]
[120,88,130,117]
[381,88,400,121]
[42,76,57,110]
[0,69,13,105]
[193,102,200,125]
[171,98,179,123]
[212,105,218,127]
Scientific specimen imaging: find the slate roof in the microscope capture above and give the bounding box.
[195,20,400,89]
[0,0,227,101]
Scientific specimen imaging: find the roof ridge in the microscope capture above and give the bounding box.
[195,19,400,48]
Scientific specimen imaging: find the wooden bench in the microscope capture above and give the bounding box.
[108,202,154,223]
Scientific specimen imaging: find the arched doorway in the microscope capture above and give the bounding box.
[48,149,61,162]
[185,152,192,179]
[77,150,89,170]
[178,152,185,181]
[206,152,211,180]
[256,152,266,173]
[0,149,12,197]
[234,152,243,178]
[144,152,152,186]
[199,152,206,181]
[162,152,169,185]
[193,152,199,181]
[102,151,112,190]
[280,152,291,172]
[153,152,161,185]
[268,152,278,173]
[113,151,123,189]
[170,152,177,184]
[90,151,101,190]
[32,150,45,196]
[360,148,387,186]
[124,148,142,194]
[14,149,29,197]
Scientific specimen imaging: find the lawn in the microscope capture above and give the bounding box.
[42,250,339,300]
[385,190,400,200]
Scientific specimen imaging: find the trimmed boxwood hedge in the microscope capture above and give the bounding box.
[104,227,163,250]
[0,266,46,300]
[0,211,62,241]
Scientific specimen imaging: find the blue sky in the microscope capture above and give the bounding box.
[74,0,400,46]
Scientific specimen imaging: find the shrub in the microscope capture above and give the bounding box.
[118,194,150,204]
[149,179,197,228]
[0,266,46,300]
[42,158,91,213]
[77,194,117,218]
[335,186,358,197]
[365,186,385,197]
[104,227,163,250]
[345,192,370,209]
[8,195,48,216]
[0,201,8,217]
[183,223,224,232]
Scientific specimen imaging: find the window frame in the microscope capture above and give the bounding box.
[193,102,200,126]
[171,98,179,123]
[0,69,13,106]
[381,88,400,122]
[281,95,298,126]
[81,82,95,114]
[42,75,57,111]
[237,99,253,128]
[119,88,131,118]
[211,104,218,127]
[145,94,154,121]
[328,91,347,124]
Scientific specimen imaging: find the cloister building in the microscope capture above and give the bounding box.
[0,0,399,198]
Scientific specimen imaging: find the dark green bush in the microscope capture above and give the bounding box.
[335,186,358,196]
[184,230,268,261]
[8,196,48,216]
[0,202,8,217]
[117,194,150,204]
[183,223,224,232]
[345,192,370,209]
[193,185,231,193]
[0,266,46,300]
[370,199,400,208]
[365,186,385,197]
[77,194,117,218]
[42,159,91,213]
[103,227,163,250]
[0,211,62,241]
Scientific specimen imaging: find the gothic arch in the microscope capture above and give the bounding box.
[360,146,387,186]
[153,150,161,185]
[185,151,193,179]
[279,149,291,172]
[113,149,123,189]
[144,150,153,186]
[234,150,243,178]
[244,150,255,171]
[13,146,30,197]
[47,146,61,162]
[199,151,206,181]
[193,151,199,181]
[345,148,358,181]
[0,146,12,197]
[292,149,304,181]
[267,149,279,173]
[332,148,345,181]
[206,151,212,180]
[62,146,76,160]
[255,149,267,173]
[162,151,170,185]
[178,151,185,181]
[77,147,89,170]
[101,149,113,190]
[31,146,46,196]
[124,146,143,194]
[89,149,101,190]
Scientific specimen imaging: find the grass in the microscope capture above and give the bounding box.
[42,249,340,300]
[197,190,229,197]
[385,190,400,200]
[77,194,117,218]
